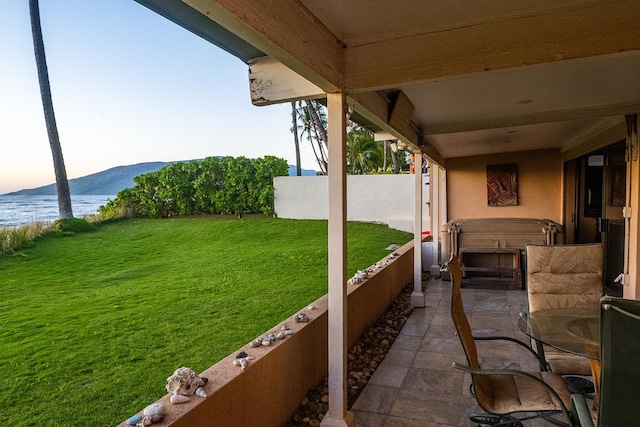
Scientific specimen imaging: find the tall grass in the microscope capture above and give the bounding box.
[0,217,411,426]
[0,221,51,255]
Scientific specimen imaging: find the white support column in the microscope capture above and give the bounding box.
[625,114,639,299]
[429,163,441,275]
[439,168,449,264]
[321,92,355,427]
[412,150,425,307]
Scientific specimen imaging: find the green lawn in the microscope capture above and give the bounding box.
[0,217,411,426]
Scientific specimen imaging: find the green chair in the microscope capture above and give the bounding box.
[571,296,640,426]
[443,255,576,426]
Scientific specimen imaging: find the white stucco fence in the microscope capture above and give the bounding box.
[274,174,430,234]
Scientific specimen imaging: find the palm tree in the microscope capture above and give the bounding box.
[296,100,328,174]
[290,101,302,176]
[294,100,404,175]
[29,0,73,219]
[346,125,382,174]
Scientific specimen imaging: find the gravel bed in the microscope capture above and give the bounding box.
[283,280,422,426]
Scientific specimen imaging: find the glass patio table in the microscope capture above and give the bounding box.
[518,306,601,390]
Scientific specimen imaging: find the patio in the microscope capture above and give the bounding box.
[352,276,573,427]
[125,2,638,425]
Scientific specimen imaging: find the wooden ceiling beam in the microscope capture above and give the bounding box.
[423,102,640,135]
[344,0,640,92]
[349,92,445,166]
[248,56,325,105]
[563,122,627,161]
[184,0,344,93]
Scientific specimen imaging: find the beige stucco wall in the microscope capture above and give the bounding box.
[446,149,563,223]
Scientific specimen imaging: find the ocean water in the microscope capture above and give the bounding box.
[0,195,115,228]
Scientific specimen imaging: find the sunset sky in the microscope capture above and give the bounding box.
[0,0,316,194]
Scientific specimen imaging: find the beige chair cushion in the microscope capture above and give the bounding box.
[527,244,603,311]
[526,243,603,375]
[488,371,572,414]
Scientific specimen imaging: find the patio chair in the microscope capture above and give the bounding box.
[525,244,603,391]
[443,255,576,427]
[571,296,640,426]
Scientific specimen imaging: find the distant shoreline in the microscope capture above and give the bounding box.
[3,161,316,196]
[0,194,114,229]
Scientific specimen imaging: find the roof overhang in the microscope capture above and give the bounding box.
[135,0,640,166]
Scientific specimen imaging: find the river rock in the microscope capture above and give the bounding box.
[143,403,166,416]
[126,414,142,426]
[150,414,164,424]
[282,282,414,426]
[170,394,190,404]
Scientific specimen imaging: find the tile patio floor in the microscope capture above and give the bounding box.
[351,276,573,427]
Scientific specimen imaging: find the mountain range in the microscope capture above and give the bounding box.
[5,161,317,196]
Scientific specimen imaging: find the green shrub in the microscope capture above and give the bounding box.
[99,156,288,219]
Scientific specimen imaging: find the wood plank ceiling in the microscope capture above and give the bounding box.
[143,0,640,165]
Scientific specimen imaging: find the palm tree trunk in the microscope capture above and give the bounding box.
[383,141,388,170]
[291,102,302,176]
[30,0,73,219]
[391,147,399,174]
[305,100,328,148]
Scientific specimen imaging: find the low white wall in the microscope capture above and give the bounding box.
[274,174,430,233]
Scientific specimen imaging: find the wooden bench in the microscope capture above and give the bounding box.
[458,247,522,289]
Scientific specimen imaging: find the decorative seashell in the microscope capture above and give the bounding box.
[170,394,190,404]
[281,324,289,330]
[143,403,166,416]
[166,367,206,397]
[307,304,315,310]
[141,416,153,426]
[276,332,285,339]
[195,387,207,398]
[262,339,271,346]
[249,340,260,348]
[293,312,310,322]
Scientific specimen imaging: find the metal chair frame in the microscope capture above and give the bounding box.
[443,255,576,427]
